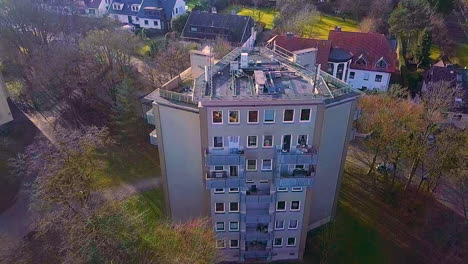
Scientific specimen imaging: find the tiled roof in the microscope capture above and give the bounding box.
[268,35,331,66]
[424,65,458,85]
[109,0,176,19]
[109,0,141,16]
[85,0,103,8]
[328,30,397,73]
[182,11,255,45]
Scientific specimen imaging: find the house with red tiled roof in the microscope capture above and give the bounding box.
[267,29,398,91]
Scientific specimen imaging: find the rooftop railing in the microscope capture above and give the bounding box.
[158,89,197,105]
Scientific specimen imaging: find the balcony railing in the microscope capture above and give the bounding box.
[275,145,317,165]
[149,129,158,146]
[159,89,197,105]
[146,109,155,125]
[205,148,246,166]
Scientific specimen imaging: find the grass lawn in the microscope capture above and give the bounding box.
[430,43,468,67]
[186,0,200,10]
[304,14,360,39]
[222,5,279,30]
[126,188,166,225]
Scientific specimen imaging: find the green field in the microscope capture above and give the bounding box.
[430,43,467,67]
[223,5,279,29]
[126,188,166,225]
[303,14,360,39]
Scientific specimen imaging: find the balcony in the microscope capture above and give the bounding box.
[146,109,155,125]
[205,171,243,189]
[244,242,270,261]
[275,165,316,187]
[245,224,271,241]
[149,129,158,146]
[275,145,317,165]
[205,148,246,166]
[244,214,272,224]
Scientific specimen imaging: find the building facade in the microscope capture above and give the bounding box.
[109,0,186,31]
[268,30,396,92]
[145,47,359,262]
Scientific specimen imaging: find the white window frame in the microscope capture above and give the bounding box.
[229,165,239,177]
[349,71,355,79]
[229,239,239,248]
[281,135,292,152]
[213,136,223,148]
[283,109,295,123]
[214,188,225,194]
[215,202,225,213]
[229,202,239,213]
[363,72,370,81]
[273,237,283,247]
[286,237,296,247]
[216,239,226,248]
[291,187,303,192]
[212,110,223,124]
[263,109,275,123]
[275,220,285,230]
[247,110,259,124]
[375,74,383,82]
[247,135,258,148]
[228,110,240,124]
[299,108,311,122]
[276,201,286,211]
[262,135,274,148]
[288,220,299,230]
[246,159,257,171]
[245,179,254,183]
[215,221,225,232]
[277,187,288,192]
[297,135,308,146]
[290,201,301,211]
[229,187,240,193]
[214,165,224,171]
[261,159,272,171]
[229,221,239,231]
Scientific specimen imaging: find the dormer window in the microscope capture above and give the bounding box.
[355,55,367,66]
[131,5,140,12]
[376,57,388,68]
[113,3,123,10]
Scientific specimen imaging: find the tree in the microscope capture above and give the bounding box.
[428,0,455,14]
[172,13,189,34]
[111,79,141,145]
[413,28,432,68]
[275,3,319,37]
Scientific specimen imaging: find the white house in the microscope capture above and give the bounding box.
[85,0,111,17]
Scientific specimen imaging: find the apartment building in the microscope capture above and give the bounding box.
[145,46,360,262]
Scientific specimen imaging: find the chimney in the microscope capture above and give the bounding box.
[335,26,342,32]
[286,32,294,39]
[211,7,217,13]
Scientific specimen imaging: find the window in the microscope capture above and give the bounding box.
[191,26,198,32]
[248,110,259,123]
[261,159,272,171]
[229,221,239,231]
[212,111,222,124]
[291,201,300,211]
[376,58,387,68]
[214,188,224,194]
[297,135,308,146]
[375,74,382,82]
[228,110,239,124]
[153,20,158,26]
[175,7,178,14]
[287,237,296,247]
[289,220,298,229]
[295,164,305,169]
[276,201,286,211]
[144,20,149,25]
[275,220,284,230]
[363,73,370,81]
[247,136,258,148]
[229,166,238,177]
[230,239,239,248]
[263,135,273,148]
[229,202,239,212]
[259,180,269,183]
[213,136,223,148]
[356,57,367,66]
[245,179,254,183]
[216,222,225,231]
[273,238,283,247]
[264,109,275,123]
[88,9,95,14]
[229,187,239,193]
[214,165,224,171]
[300,109,311,122]
[349,71,355,79]
[277,187,288,192]
[283,109,294,122]
[215,203,224,213]
[292,187,303,192]
[216,239,226,248]
[247,160,257,171]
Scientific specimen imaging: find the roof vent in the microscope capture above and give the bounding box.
[335,26,342,32]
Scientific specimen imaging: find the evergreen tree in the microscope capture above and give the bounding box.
[414,28,432,68]
[111,79,140,144]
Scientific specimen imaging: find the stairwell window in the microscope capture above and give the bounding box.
[276,201,286,211]
[215,203,224,213]
[229,202,239,212]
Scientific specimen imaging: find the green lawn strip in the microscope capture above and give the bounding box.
[125,188,165,225]
[302,14,360,39]
[223,5,279,30]
[453,43,468,67]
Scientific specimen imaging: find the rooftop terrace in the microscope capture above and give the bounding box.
[146,46,359,106]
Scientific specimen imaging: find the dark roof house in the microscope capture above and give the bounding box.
[182,11,255,46]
